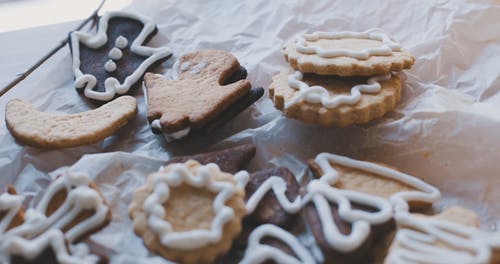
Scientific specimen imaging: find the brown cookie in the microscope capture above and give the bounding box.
[283,29,414,76]
[69,11,172,102]
[166,143,256,174]
[5,95,137,148]
[129,160,247,264]
[269,69,401,127]
[144,50,257,138]
[244,167,301,227]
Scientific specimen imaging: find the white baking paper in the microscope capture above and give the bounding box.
[0,0,499,262]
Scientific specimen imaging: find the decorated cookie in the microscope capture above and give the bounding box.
[385,206,499,264]
[283,29,414,76]
[269,69,401,127]
[0,186,25,234]
[244,167,302,227]
[143,50,263,140]
[0,170,110,263]
[69,11,172,101]
[128,160,248,263]
[302,152,440,263]
[5,95,137,148]
[166,143,256,174]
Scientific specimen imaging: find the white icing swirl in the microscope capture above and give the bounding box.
[387,212,495,264]
[240,224,315,264]
[70,11,172,101]
[104,60,117,73]
[295,28,402,59]
[114,35,128,49]
[143,163,242,250]
[108,47,123,60]
[0,192,24,235]
[286,70,392,109]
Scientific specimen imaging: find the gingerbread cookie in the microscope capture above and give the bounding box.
[5,95,137,148]
[129,160,248,263]
[0,170,110,263]
[283,29,414,76]
[144,50,263,140]
[385,207,497,264]
[69,11,172,101]
[303,152,440,262]
[269,69,401,127]
[166,143,256,174]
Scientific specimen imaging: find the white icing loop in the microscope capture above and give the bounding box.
[245,176,303,214]
[70,11,172,101]
[295,28,402,59]
[143,163,239,250]
[114,35,128,49]
[240,224,315,264]
[313,152,441,213]
[108,47,123,60]
[387,212,493,264]
[286,70,392,109]
[0,192,24,234]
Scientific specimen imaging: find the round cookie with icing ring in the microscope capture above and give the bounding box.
[283,29,415,76]
[128,160,247,264]
[269,69,402,127]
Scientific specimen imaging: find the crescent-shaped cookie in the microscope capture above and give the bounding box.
[5,95,137,148]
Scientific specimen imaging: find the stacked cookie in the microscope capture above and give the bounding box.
[270,29,415,127]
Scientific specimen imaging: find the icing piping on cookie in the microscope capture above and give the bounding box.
[286,70,392,109]
[306,180,393,252]
[240,224,315,264]
[313,152,441,213]
[142,163,239,250]
[387,212,493,264]
[0,192,24,234]
[0,229,99,264]
[104,60,117,72]
[108,48,123,61]
[245,176,303,214]
[114,35,128,49]
[70,11,172,101]
[295,28,401,59]
[5,170,109,243]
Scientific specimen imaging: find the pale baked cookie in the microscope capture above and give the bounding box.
[0,170,110,263]
[144,50,263,140]
[129,160,247,264]
[385,206,499,264]
[269,69,401,127]
[5,95,137,148]
[303,152,440,263]
[283,29,414,76]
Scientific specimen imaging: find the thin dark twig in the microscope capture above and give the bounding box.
[0,0,106,97]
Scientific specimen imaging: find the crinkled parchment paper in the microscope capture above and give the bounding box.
[0,0,499,262]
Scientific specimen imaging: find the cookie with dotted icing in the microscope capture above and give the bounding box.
[69,11,172,102]
[385,206,500,264]
[5,95,137,148]
[269,69,401,127]
[143,50,264,141]
[283,29,414,76]
[128,160,247,264]
[0,170,110,264]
